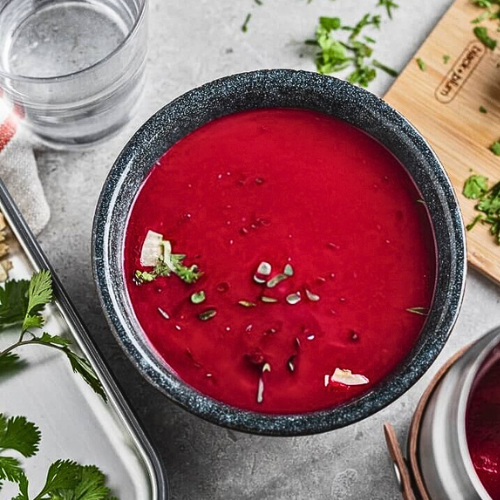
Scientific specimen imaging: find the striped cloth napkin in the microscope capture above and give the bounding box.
[0,96,50,235]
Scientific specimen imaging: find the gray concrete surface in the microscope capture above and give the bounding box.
[34,0,500,498]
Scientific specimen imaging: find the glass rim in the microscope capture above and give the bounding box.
[0,0,147,84]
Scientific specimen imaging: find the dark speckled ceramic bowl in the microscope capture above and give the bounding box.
[92,69,466,436]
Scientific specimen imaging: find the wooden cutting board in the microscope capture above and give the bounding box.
[384,0,500,285]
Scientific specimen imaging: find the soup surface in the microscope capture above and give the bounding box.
[466,351,500,500]
[124,108,436,414]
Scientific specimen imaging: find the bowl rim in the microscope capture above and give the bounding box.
[92,69,467,436]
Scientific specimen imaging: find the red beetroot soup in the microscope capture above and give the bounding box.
[466,351,500,499]
[124,108,436,414]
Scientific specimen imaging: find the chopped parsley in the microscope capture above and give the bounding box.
[464,174,489,199]
[373,59,399,77]
[416,57,427,71]
[241,13,251,33]
[463,175,500,244]
[443,54,451,64]
[474,26,497,49]
[480,105,488,113]
[378,0,399,19]
[309,12,395,88]
[491,141,500,156]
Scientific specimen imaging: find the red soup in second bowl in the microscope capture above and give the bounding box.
[466,349,500,499]
[124,108,436,414]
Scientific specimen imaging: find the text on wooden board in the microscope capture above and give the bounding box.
[435,41,486,104]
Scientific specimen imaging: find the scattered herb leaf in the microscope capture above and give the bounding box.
[480,105,488,113]
[467,213,486,231]
[309,12,394,88]
[474,26,497,49]
[463,174,489,199]
[463,175,500,243]
[241,13,251,33]
[416,57,427,71]
[443,54,451,64]
[378,0,399,19]
[372,59,399,77]
[491,140,500,156]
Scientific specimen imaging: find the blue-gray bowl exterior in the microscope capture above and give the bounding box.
[92,69,466,436]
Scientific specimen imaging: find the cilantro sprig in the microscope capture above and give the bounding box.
[378,0,399,19]
[463,175,500,243]
[0,270,105,399]
[0,271,117,498]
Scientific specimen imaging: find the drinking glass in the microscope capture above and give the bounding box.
[0,0,148,149]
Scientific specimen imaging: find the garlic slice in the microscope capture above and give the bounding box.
[331,368,369,386]
[140,230,164,266]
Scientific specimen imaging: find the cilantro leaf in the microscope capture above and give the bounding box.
[23,270,52,329]
[474,26,497,49]
[37,460,82,497]
[463,174,489,199]
[37,332,71,347]
[0,456,23,485]
[22,315,44,331]
[0,280,30,330]
[11,473,29,500]
[0,270,52,332]
[52,465,116,500]
[63,348,106,401]
[0,414,41,458]
[0,352,22,376]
